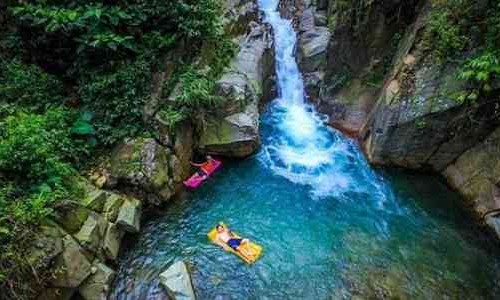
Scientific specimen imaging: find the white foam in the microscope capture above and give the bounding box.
[258,0,396,204]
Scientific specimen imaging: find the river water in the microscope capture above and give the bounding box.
[111,0,500,298]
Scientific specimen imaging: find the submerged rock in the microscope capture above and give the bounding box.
[159,261,196,300]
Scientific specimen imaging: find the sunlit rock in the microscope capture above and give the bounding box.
[159,261,196,300]
[116,198,142,233]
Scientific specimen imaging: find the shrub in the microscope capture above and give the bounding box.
[424,0,472,61]
[11,0,224,74]
[0,108,82,187]
[78,59,152,145]
[0,108,88,299]
[454,50,500,104]
[0,59,65,117]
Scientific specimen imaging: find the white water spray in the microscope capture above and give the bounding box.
[258,0,393,203]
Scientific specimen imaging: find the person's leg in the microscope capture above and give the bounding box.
[197,169,207,178]
[236,242,255,260]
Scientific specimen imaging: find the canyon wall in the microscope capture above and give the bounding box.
[294,0,500,237]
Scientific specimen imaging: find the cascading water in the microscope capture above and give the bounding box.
[258,0,390,201]
[111,1,500,299]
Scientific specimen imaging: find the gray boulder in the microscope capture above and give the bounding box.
[81,186,108,213]
[28,221,64,271]
[74,212,107,254]
[103,223,124,261]
[198,22,274,157]
[102,193,125,223]
[116,198,142,233]
[50,235,92,288]
[443,127,500,221]
[37,288,75,300]
[298,26,330,73]
[198,100,260,158]
[159,261,196,300]
[78,262,116,300]
[53,201,91,234]
[109,138,174,204]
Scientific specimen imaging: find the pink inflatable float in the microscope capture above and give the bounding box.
[183,159,222,189]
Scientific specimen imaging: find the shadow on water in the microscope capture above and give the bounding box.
[111,0,500,298]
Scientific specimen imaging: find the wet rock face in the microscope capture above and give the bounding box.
[299,0,422,134]
[294,1,330,104]
[443,127,500,227]
[107,126,193,204]
[360,10,500,172]
[198,21,275,158]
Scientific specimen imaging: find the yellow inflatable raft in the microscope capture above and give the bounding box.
[207,223,263,264]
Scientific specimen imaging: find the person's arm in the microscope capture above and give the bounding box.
[190,161,204,167]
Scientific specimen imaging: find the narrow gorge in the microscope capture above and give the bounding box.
[1,0,500,299]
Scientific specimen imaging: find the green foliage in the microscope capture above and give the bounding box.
[0,108,81,187]
[160,34,237,125]
[0,59,65,117]
[425,0,471,60]
[158,107,187,130]
[11,0,223,73]
[458,51,500,83]
[425,0,500,62]
[78,59,152,145]
[0,108,88,298]
[454,50,500,104]
[0,1,232,297]
[175,67,222,108]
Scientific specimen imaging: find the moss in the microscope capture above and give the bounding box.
[200,119,239,146]
[55,203,90,234]
[110,138,147,177]
[151,151,170,189]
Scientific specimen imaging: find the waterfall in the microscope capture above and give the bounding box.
[258,0,390,202]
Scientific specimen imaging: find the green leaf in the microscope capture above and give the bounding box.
[71,120,95,135]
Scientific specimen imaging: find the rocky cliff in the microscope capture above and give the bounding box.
[297,0,500,237]
[197,21,275,157]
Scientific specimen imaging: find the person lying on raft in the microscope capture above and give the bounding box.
[214,224,255,260]
[190,155,215,179]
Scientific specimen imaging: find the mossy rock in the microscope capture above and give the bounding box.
[110,138,147,178]
[53,201,92,234]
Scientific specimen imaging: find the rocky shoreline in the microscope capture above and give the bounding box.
[32,1,275,299]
